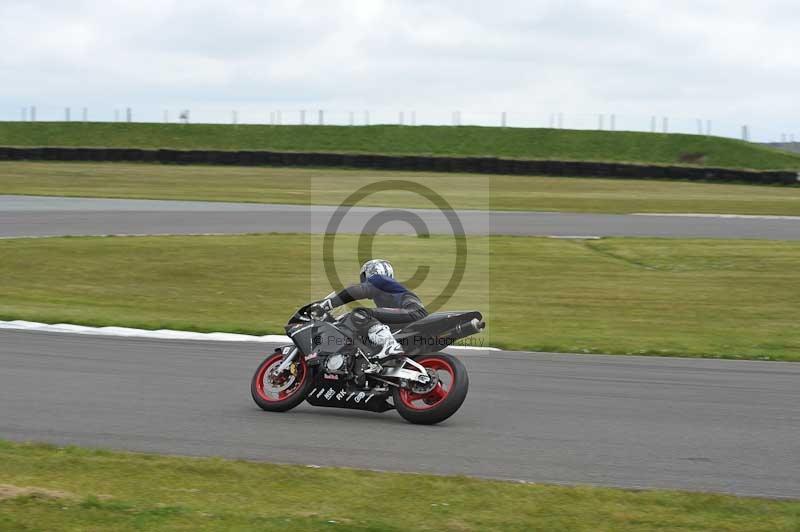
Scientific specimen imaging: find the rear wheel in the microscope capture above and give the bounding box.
[251,351,313,412]
[392,354,469,425]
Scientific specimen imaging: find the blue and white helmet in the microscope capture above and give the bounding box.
[360,259,394,283]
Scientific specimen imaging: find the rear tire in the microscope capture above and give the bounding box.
[392,353,469,425]
[251,352,314,412]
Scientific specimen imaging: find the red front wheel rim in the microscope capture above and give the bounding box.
[255,353,307,402]
[398,358,455,411]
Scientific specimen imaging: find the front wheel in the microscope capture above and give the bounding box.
[251,351,313,412]
[392,354,469,425]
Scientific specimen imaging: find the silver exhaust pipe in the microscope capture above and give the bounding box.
[439,318,486,341]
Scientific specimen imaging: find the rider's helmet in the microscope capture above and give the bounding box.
[360,259,394,283]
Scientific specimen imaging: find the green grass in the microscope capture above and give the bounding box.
[3,122,800,170]
[1,440,797,531]
[1,234,799,361]
[4,161,800,215]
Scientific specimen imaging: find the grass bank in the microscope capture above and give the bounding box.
[1,440,798,531]
[1,234,798,361]
[4,161,800,215]
[2,122,800,170]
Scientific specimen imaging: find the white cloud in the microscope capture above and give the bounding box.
[0,0,797,140]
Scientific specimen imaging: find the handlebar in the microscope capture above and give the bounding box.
[306,304,328,321]
[295,301,333,323]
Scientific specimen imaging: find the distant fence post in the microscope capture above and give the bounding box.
[741,125,750,141]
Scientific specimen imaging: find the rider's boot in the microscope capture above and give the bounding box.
[368,323,404,360]
[363,323,404,373]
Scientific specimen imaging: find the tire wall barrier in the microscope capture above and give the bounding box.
[0,146,797,185]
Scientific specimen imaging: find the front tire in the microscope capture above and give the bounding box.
[251,352,314,412]
[392,353,469,425]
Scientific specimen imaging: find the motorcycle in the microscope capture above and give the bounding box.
[251,301,485,425]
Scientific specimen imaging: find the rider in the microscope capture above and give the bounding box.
[313,259,428,361]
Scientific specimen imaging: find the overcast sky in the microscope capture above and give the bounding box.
[1,0,797,140]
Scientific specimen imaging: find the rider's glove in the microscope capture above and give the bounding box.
[307,299,333,320]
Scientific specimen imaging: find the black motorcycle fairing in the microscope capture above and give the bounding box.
[286,321,316,355]
[286,319,357,357]
[306,372,394,413]
[315,321,352,355]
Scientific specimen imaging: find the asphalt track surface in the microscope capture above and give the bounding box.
[3,195,799,498]
[3,195,800,239]
[2,329,798,498]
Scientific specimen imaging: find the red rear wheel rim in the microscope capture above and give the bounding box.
[398,358,455,411]
[255,353,307,402]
